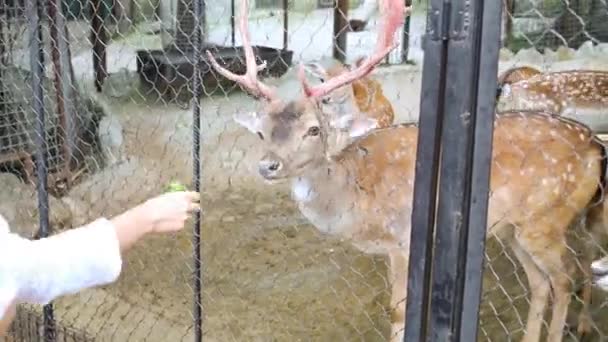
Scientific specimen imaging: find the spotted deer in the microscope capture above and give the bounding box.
[304,59,395,128]
[496,65,542,99]
[207,0,608,341]
[496,70,608,123]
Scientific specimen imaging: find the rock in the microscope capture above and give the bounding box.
[0,173,73,238]
[574,40,597,59]
[98,114,125,165]
[513,47,545,65]
[102,70,139,99]
[64,158,164,221]
[499,48,514,61]
[555,45,575,61]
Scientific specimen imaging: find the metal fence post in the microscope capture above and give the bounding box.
[192,0,204,339]
[27,0,56,340]
[404,0,501,340]
[333,0,348,62]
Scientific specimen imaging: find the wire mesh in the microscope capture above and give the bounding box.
[1,0,607,340]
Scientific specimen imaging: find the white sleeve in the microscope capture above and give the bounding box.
[0,218,122,309]
[350,0,379,22]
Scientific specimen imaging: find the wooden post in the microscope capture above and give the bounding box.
[332,0,348,62]
[48,0,73,178]
[91,0,108,92]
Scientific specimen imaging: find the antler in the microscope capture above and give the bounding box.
[205,0,278,101]
[298,0,410,99]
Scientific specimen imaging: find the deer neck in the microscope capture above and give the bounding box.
[290,159,356,236]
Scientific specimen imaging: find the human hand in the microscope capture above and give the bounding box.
[138,191,201,234]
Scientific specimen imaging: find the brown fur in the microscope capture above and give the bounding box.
[497,70,608,116]
[308,61,395,129]
[498,66,543,87]
[236,105,607,342]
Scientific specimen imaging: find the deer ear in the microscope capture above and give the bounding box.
[499,84,512,98]
[348,117,378,138]
[233,111,263,134]
[329,113,354,130]
[304,63,329,82]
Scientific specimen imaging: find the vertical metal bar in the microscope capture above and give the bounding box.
[230,0,235,46]
[282,0,288,50]
[48,0,72,180]
[403,1,449,340]
[400,0,412,63]
[27,0,56,340]
[57,11,77,176]
[192,0,203,339]
[332,0,348,62]
[91,0,108,92]
[458,0,501,340]
[427,0,484,339]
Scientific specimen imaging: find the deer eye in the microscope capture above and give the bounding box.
[257,132,264,140]
[321,97,331,105]
[307,126,321,136]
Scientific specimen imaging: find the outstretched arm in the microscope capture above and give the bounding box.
[0,191,199,335]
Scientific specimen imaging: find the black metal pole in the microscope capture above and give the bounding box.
[332,0,348,62]
[404,0,500,340]
[400,0,412,63]
[91,0,108,92]
[192,0,203,339]
[458,1,501,340]
[282,0,288,50]
[27,0,56,340]
[403,1,448,340]
[230,0,235,46]
[48,0,72,181]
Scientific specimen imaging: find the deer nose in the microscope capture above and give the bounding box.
[258,159,283,179]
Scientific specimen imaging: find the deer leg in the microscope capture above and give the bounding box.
[518,223,574,342]
[576,246,593,338]
[510,240,550,342]
[545,261,572,342]
[576,205,606,338]
[388,250,408,342]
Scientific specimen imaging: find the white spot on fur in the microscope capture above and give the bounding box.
[292,177,315,202]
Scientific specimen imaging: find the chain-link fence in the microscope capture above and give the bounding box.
[1,0,608,340]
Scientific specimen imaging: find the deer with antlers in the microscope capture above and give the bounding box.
[207,0,608,341]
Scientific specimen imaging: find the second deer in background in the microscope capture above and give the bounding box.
[496,69,608,130]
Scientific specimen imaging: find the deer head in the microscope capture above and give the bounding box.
[304,57,395,130]
[496,66,542,100]
[207,0,407,182]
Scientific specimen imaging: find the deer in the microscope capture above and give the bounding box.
[496,70,608,121]
[302,58,395,143]
[206,0,608,341]
[496,65,542,99]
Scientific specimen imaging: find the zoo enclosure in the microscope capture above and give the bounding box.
[0,0,607,341]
